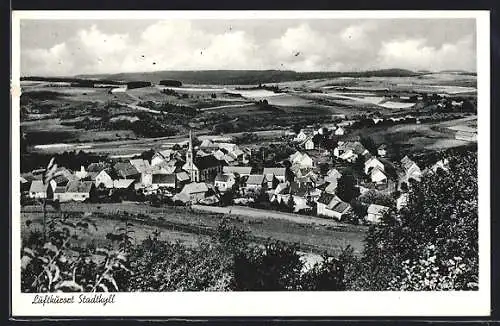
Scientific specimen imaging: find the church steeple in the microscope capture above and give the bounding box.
[186,129,194,177]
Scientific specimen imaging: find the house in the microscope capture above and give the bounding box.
[301,137,315,150]
[214,173,235,192]
[52,167,77,187]
[325,168,342,183]
[334,127,345,136]
[334,141,368,162]
[223,166,252,177]
[263,167,287,183]
[396,193,409,211]
[95,170,114,189]
[199,139,216,149]
[75,166,88,180]
[377,145,387,157]
[271,182,290,204]
[401,156,422,182]
[289,151,314,168]
[151,174,176,190]
[364,157,385,175]
[87,162,108,173]
[113,179,136,190]
[114,162,141,180]
[288,182,314,212]
[180,182,210,203]
[63,180,94,202]
[264,173,279,189]
[151,150,172,167]
[245,174,266,191]
[29,180,48,199]
[53,186,67,202]
[370,166,387,184]
[130,159,153,187]
[176,171,191,186]
[316,181,337,195]
[366,204,390,224]
[316,192,351,220]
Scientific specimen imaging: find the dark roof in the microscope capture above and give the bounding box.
[215,173,231,182]
[54,186,66,194]
[87,162,107,172]
[289,182,309,197]
[114,162,140,178]
[66,181,94,193]
[318,192,336,205]
[223,166,252,175]
[152,174,176,184]
[195,155,224,170]
[332,201,350,213]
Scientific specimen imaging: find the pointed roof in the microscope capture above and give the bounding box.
[29,180,46,193]
[246,174,265,185]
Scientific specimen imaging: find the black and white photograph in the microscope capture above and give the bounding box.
[11,10,490,317]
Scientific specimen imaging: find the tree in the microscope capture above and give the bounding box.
[360,135,377,155]
[350,152,478,291]
[287,195,296,213]
[336,173,359,202]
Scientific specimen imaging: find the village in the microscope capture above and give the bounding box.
[21,112,465,227]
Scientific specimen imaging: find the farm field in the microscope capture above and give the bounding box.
[20,202,368,256]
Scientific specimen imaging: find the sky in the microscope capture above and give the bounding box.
[20,19,476,76]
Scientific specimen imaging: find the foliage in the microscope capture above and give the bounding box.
[336,173,360,203]
[346,151,478,290]
[21,213,130,293]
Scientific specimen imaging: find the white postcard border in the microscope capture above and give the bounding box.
[10,10,491,317]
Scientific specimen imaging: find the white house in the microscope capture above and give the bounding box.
[289,151,314,168]
[75,166,88,180]
[214,173,235,192]
[29,180,48,199]
[366,204,390,224]
[245,174,266,191]
[62,180,94,202]
[401,156,422,182]
[302,137,315,150]
[316,192,351,220]
[95,170,114,189]
[130,159,153,187]
[364,157,385,175]
[263,167,287,183]
[325,168,342,183]
[151,174,176,190]
[180,182,209,203]
[370,167,387,184]
[334,127,345,135]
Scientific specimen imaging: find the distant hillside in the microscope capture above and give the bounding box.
[76,69,422,85]
[439,70,477,76]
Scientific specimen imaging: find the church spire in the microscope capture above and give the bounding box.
[186,129,194,179]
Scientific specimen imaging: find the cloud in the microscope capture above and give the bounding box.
[377,34,476,71]
[21,20,476,76]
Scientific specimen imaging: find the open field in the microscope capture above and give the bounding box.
[21,72,476,159]
[20,202,368,256]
